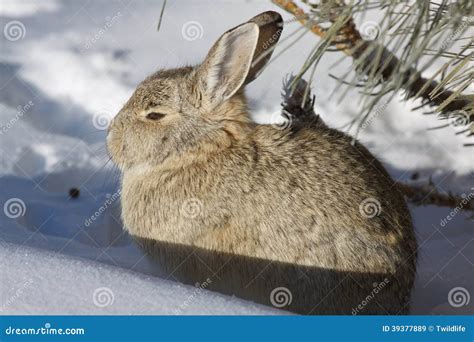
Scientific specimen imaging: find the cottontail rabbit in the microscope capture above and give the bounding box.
[107,11,417,314]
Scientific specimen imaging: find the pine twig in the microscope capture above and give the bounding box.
[271,0,472,120]
[157,0,167,31]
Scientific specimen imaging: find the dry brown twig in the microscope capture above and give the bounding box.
[395,182,474,212]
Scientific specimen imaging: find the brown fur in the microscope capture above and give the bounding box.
[107,11,417,314]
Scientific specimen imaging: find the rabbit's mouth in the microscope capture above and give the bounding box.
[106,125,127,171]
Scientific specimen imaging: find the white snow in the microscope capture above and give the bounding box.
[0,0,472,315]
[0,241,278,315]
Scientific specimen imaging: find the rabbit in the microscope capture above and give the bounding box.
[107,11,417,315]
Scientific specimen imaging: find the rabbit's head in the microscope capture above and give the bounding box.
[108,11,282,170]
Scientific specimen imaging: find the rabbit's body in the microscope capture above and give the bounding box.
[108,12,417,314]
[122,118,414,272]
[119,103,416,314]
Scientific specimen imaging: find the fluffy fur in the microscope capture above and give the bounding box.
[107,11,417,314]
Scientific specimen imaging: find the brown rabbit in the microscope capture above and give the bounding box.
[107,11,417,315]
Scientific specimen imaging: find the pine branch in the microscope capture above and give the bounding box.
[271,0,473,124]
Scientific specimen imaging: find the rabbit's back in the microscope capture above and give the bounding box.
[121,123,416,314]
[220,124,416,270]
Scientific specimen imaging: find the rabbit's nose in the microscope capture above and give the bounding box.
[106,127,113,140]
[106,118,115,134]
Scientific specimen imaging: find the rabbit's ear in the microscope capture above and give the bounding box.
[244,11,283,85]
[197,22,259,107]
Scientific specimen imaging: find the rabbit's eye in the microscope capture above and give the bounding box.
[146,112,166,120]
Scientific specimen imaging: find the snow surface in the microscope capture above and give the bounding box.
[0,0,472,314]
